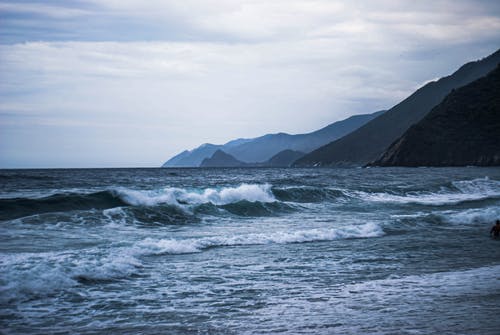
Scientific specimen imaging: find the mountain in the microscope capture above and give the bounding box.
[200,149,305,168]
[227,111,385,163]
[264,150,305,167]
[164,143,222,168]
[294,49,500,167]
[200,150,246,167]
[162,110,384,167]
[370,65,500,167]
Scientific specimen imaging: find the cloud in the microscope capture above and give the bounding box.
[83,0,500,43]
[0,1,499,167]
[0,2,91,18]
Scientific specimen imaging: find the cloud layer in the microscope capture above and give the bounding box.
[1,1,499,167]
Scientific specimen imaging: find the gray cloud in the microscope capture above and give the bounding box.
[0,1,499,167]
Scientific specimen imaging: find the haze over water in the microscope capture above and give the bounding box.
[1,167,499,334]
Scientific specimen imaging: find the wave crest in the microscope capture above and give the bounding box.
[113,183,275,207]
[351,177,500,206]
[0,251,143,303]
[134,222,384,255]
[0,184,277,220]
[0,191,127,221]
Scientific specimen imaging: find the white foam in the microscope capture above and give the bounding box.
[112,183,275,207]
[342,264,500,300]
[102,207,127,216]
[102,207,131,227]
[112,188,178,206]
[352,177,500,206]
[134,222,384,255]
[452,177,500,195]
[0,249,143,303]
[437,206,500,225]
[72,253,142,281]
[0,253,78,303]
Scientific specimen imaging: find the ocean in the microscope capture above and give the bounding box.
[1,167,499,334]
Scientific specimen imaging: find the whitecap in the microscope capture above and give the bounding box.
[0,249,144,303]
[111,183,276,207]
[133,222,384,255]
[435,207,500,225]
[351,177,500,206]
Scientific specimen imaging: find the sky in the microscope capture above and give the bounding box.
[0,1,499,168]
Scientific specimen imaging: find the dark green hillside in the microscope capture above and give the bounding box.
[371,65,500,166]
[294,49,500,166]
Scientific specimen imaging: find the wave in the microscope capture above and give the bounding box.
[113,183,275,207]
[0,184,287,221]
[351,177,500,206]
[271,186,344,203]
[0,251,143,303]
[0,191,128,221]
[220,200,295,216]
[113,184,295,221]
[133,222,384,255]
[120,205,200,226]
[5,178,498,221]
[433,206,500,226]
[1,220,379,303]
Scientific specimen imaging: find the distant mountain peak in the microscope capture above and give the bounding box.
[162,110,384,167]
[200,150,245,167]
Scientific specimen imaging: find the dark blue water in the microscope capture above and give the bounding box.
[1,167,499,334]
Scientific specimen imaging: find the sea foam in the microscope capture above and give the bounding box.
[436,206,500,225]
[134,222,384,255]
[352,177,500,206]
[0,250,143,303]
[112,183,275,207]
[341,264,500,301]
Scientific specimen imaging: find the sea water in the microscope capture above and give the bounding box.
[1,167,499,334]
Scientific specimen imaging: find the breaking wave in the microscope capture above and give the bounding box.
[0,251,143,303]
[3,178,498,221]
[114,183,275,206]
[0,184,278,220]
[433,206,500,226]
[134,222,384,255]
[351,178,500,206]
[0,222,382,303]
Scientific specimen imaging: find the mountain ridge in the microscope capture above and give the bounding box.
[200,149,305,168]
[293,49,500,167]
[163,110,384,167]
[370,64,500,166]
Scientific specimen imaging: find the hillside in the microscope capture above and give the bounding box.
[264,150,304,167]
[294,49,500,167]
[370,65,500,166]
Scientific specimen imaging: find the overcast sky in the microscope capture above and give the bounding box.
[1,0,499,168]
